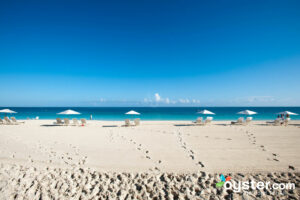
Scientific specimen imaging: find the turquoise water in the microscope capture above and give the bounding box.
[1,107,300,121]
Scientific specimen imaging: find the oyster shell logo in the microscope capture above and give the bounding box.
[216,174,231,187]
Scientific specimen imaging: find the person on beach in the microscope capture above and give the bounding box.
[286,114,290,119]
[90,115,93,120]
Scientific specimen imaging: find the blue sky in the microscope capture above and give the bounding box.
[0,0,300,106]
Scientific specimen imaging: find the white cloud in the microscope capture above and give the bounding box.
[165,98,170,104]
[155,93,161,102]
[178,98,190,103]
[231,96,276,105]
[247,96,275,103]
[99,98,106,102]
[148,93,200,105]
[192,99,200,103]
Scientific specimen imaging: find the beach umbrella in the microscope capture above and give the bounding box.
[0,109,17,117]
[277,111,298,115]
[57,109,81,115]
[237,110,257,115]
[125,110,140,115]
[197,109,215,115]
[0,109,17,114]
[125,110,140,120]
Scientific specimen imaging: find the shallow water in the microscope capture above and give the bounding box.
[1,107,299,120]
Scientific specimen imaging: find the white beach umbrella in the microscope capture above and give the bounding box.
[238,110,257,115]
[125,110,140,115]
[57,109,81,115]
[0,109,17,114]
[197,109,215,115]
[277,111,298,115]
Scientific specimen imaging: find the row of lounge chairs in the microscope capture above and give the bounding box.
[231,117,253,125]
[54,118,141,127]
[193,117,254,126]
[1,117,292,127]
[192,117,252,126]
[55,118,87,126]
[0,117,24,125]
[266,118,290,126]
[193,117,213,125]
[124,118,140,127]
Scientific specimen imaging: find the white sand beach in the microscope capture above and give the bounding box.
[0,120,300,199]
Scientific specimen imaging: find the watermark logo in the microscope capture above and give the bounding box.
[216,174,295,193]
[216,174,231,188]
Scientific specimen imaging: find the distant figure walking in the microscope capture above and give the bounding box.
[90,115,93,120]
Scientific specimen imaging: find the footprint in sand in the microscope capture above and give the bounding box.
[271,153,280,162]
[289,165,295,170]
[198,161,205,167]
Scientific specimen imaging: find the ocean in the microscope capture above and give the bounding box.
[1,107,300,121]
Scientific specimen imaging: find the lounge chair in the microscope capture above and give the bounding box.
[4,117,13,125]
[55,118,64,125]
[73,118,79,126]
[124,119,131,127]
[244,117,253,125]
[283,118,290,126]
[64,118,70,126]
[204,117,213,125]
[231,117,244,125]
[80,118,87,126]
[266,118,282,126]
[11,117,24,124]
[134,118,140,126]
[193,117,203,125]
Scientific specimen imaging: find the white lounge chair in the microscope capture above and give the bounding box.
[267,118,282,126]
[64,118,70,126]
[80,118,87,126]
[193,117,203,125]
[73,118,79,126]
[134,118,140,126]
[231,117,244,125]
[56,118,64,125]
[283,118,290,126]
[11,117,24,124]
[124,119,131,127]
[244,117,253,125]
[4,117,13,125]
[204,117,213,125]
